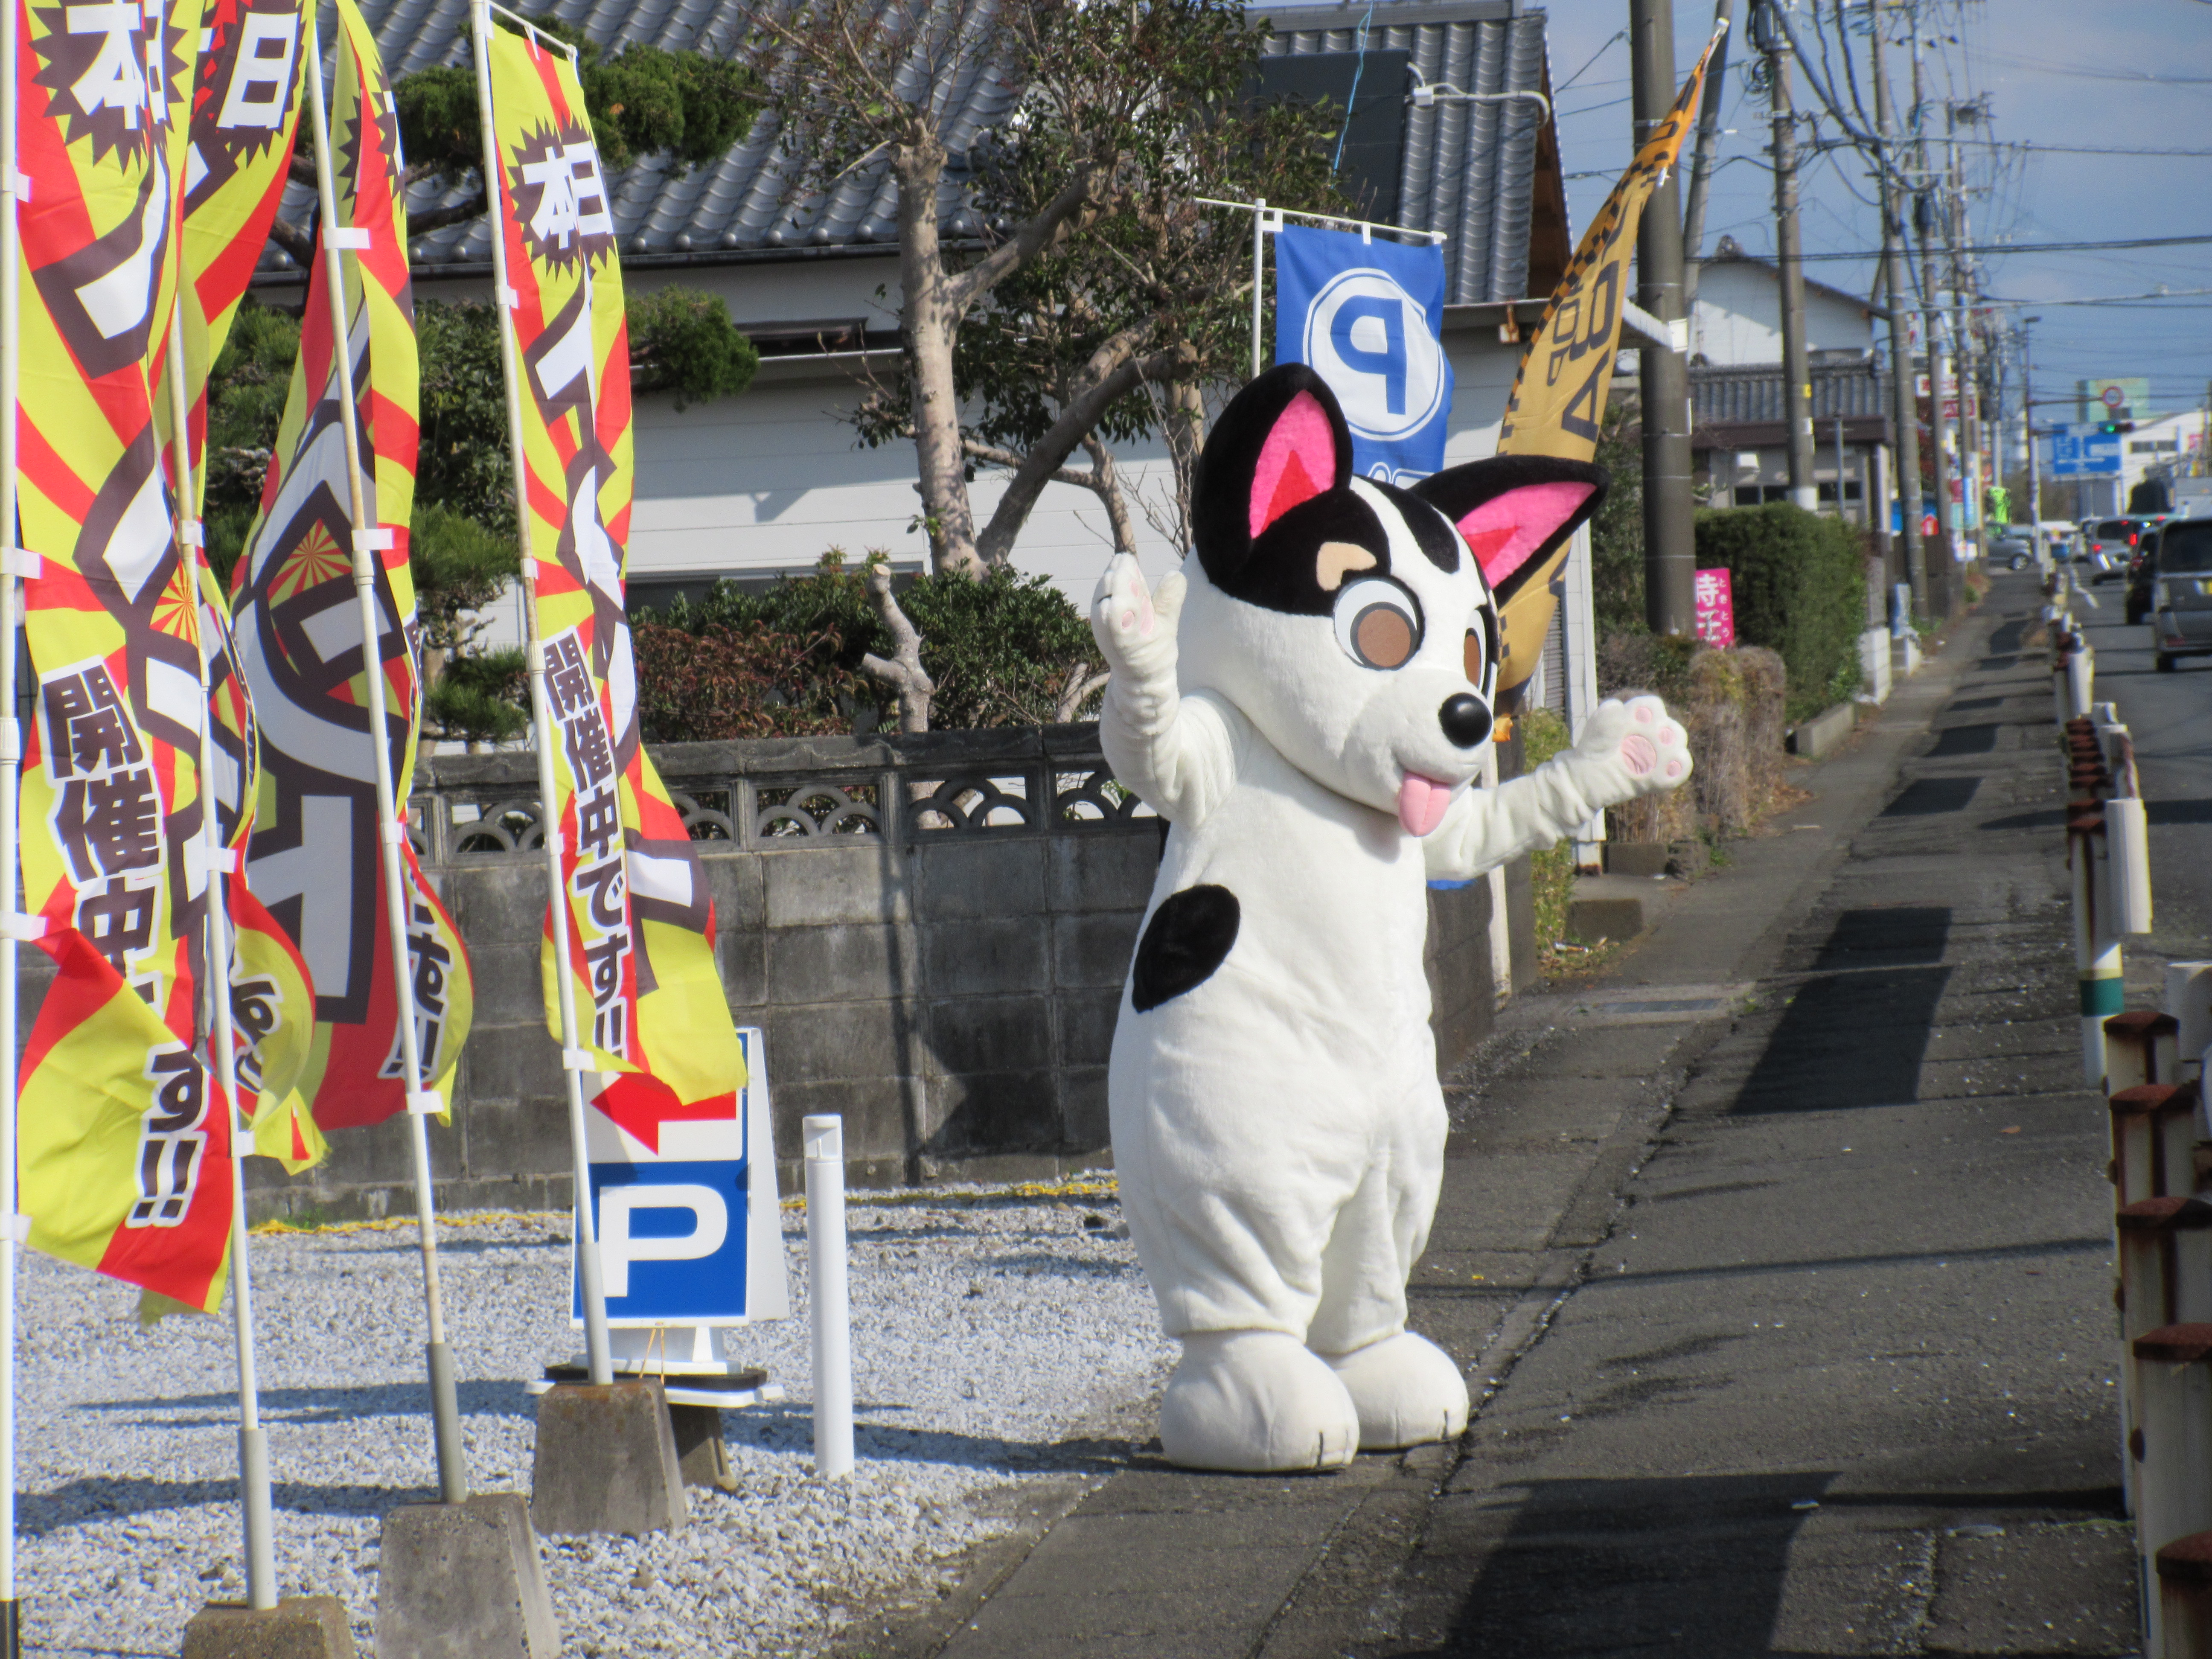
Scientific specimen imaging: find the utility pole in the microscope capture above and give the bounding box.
[1759,2,1817,509]
[1871,3,1926,620]
[2023,316,2042,541]
[1946,102,1984,562]
[1633,0,1697,636]
[1679,0,1736,318]
[1911,27,1956,609]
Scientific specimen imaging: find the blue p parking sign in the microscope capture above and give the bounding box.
[573,1025,789,1327]
[1275,225,1454,484]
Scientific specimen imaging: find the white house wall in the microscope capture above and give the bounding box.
[407,254,1527,608]
[1689,261,1873,367]
[620,318,1528,605]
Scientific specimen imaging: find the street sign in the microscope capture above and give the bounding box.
[2102,385,2126,411]
[2049,423,2123,478]
[575,1025,790,1327]
[1693,569,1735,649]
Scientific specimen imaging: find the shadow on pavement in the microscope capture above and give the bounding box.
[1732,967,1950,1112]
[1441,1471,1833,1657]
[1882,776,1982,816]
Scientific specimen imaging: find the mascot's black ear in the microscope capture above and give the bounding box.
[1192,365,1355,589]
[1411,456,1610,605]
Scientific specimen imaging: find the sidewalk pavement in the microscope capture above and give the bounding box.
[837,571,2135,1659]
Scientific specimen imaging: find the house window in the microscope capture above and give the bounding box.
[1816,481,1864,503]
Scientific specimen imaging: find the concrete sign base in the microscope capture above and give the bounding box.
[374,1493,559,1659]
[179,1596,358,1659]
[530,1380,690,1537]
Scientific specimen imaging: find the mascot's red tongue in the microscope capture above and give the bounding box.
[1397,774,1454,838]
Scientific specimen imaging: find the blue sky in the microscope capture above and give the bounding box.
[1528,0,2212,423]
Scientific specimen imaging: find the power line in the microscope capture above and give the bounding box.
[1784,232,2212,262]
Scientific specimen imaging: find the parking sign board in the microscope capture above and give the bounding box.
[1274,224,1454,486]
[574,1026,789,1327]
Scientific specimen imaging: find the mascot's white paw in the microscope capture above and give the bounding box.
[1158,1331,1361,1473]
[1320,1330,1470,1451]
[1573,694,1693,800]
[1089,554,1185,687]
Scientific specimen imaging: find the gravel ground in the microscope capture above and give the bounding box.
[18,1178,1173,1657]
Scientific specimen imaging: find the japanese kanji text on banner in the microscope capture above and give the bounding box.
[484,21,748,1143]
[11,0,236,1308]
[229,0,474,1136]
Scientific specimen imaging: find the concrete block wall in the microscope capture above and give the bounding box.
[244,725,1521,1218]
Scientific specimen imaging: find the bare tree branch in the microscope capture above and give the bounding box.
[266,214,316,271]
[856,557,935,733]
[1052,657,1111,723]
[973,341,1192,566]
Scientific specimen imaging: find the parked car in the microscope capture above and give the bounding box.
[1988,532,2034,570]
[2086,517,2155,582]
[2150,518,2212,670]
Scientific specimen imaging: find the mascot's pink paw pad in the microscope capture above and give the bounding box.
[1620,733,1659,776]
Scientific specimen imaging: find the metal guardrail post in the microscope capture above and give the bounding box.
[2156,1532,2212,1656]
[2132,1324,2212,1656]
[2108,1013,2184,1096]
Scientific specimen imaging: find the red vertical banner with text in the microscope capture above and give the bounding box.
[485,22,747,1146]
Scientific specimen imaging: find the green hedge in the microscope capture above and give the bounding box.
[1693,504,1865,723]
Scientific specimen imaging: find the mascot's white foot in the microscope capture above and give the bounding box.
[1158,1331,1361,1473]
[1321,1331,1470,1451]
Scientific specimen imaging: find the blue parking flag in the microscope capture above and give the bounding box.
[1274,225,1454,485]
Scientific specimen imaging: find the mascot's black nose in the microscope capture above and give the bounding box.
[1439,694,1493,749]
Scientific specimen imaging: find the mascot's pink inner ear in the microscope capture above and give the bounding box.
[1249,391,1339,540]
[1457,481,1597,588]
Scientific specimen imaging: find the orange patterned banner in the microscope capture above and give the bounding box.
[485,20,746,1146]
[230,0,472,1134]
[12,0,235,1309]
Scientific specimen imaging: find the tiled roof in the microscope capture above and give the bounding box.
[261,0,1020,276]
[1252,0,1555,306]
[258,0,1558,291]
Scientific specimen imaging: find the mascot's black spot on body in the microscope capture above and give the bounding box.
[1132,886,1241,1013]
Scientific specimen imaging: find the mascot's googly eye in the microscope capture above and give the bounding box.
[1333,578,1424,670]
[1463,608,1499,698]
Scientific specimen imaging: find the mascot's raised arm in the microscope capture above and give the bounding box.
[1089,364,1692,1473]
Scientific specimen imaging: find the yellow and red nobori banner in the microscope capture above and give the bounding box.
[178,0,309,506]
[484,20,746,1147]
[1496,31,1722,464]
[11,0,238,1309]
[230,0,472,1135]
[1487,28,1721,711]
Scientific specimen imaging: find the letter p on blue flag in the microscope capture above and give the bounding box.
[1274,225,1454,484]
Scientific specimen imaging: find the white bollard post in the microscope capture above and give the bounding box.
[803,1116,854,1480]
[2168,966,2212,1105]
[2107,797,2155,939]
[2068,644,2095,719]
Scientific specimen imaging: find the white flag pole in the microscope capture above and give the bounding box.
[300,4,469,1504]
[467,0,612,1385]
[0,0,24,1635]
[165,299,276,1610]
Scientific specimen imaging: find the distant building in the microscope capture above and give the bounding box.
[1686,236,1879,366]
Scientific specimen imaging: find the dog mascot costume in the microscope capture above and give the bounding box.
[1091,364,1693,1473]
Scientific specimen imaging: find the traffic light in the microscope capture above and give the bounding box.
[2097,421,2135,436]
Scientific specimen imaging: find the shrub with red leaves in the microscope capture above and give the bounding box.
[633,620,864,742]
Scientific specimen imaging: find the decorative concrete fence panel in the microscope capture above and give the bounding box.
[232,724,1519,1219]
